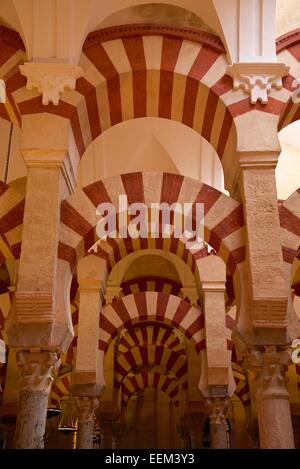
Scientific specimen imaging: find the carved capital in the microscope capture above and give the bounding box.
[104,286,122,305]
[75,396,99,423]
[16,350,60,394]
[227,63,289,104]
[180,287,198,305]
[206,397,229,426]
[20,63,83,105]
[245,345,292,400]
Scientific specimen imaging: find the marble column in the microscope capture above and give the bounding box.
[75,396,99,449]
[14,350,60,448]
[247,346,295,449]
[208,398,229,449]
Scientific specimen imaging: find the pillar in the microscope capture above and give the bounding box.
[247,346,295,449]
[208,398,229,449]
[5,116,75,449]
[238,150,290,331]
[75,396,99,449]
[71,256,106,402]
[14,351,60,448]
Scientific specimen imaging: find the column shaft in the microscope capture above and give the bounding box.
[14,351,59,449]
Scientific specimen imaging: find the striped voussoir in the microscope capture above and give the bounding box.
[6,25,298,162]
[0,181,24,263]
[121,276,182,297]
[50,370,71,407]
[0,25,25,127]
[115,324,188,388]
[99,291,205,354]
[117,322,186,354]
[225,305,236,352]
[59,172,245,276]
[277,29,300,130]
[232,362,251,407]
[114,344,187,388]
[120,370,181,407]
[279,190,300,287]
[14,24,236,163]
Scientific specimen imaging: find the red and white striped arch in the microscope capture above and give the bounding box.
[99,291,205,354]
[14,24,237,165]
[2,24,299,163]
[279,189,300,292]
[114,344,187,389]
[0,181,24,264]
[277,29,300,130]
[0,25,25,127]
[60,172,245,276]
[118,322,186,354]
[120,370,181,408]
[121,276,182,297]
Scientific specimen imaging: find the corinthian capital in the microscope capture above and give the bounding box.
[16,350,60,394]
[206,397,230,425]
[74,396,99,423]
[20,63,83,105]
[245,345,292,399]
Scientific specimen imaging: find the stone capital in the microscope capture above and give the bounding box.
[16,350,60,394]
[104,286,123,305]
[237,151,281,171]
[200,281,226,293]
[21,149,69,168]
[206,397,230,425]
[245,345,292,400]
[74,396,99,424]
[21,148,76,195]
[227,62,289,104]
[20,62,83,106]
[180,287,198,305]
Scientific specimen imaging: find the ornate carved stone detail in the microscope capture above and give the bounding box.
[245,345,291,400]
[16,351,60,394]
[226,63,289,104]
[20,63,83,105]
[84,23,225,53]
[75,396,99,423]
[180,287,198,305]
[206,397,229,425]
[104,286,123,304]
